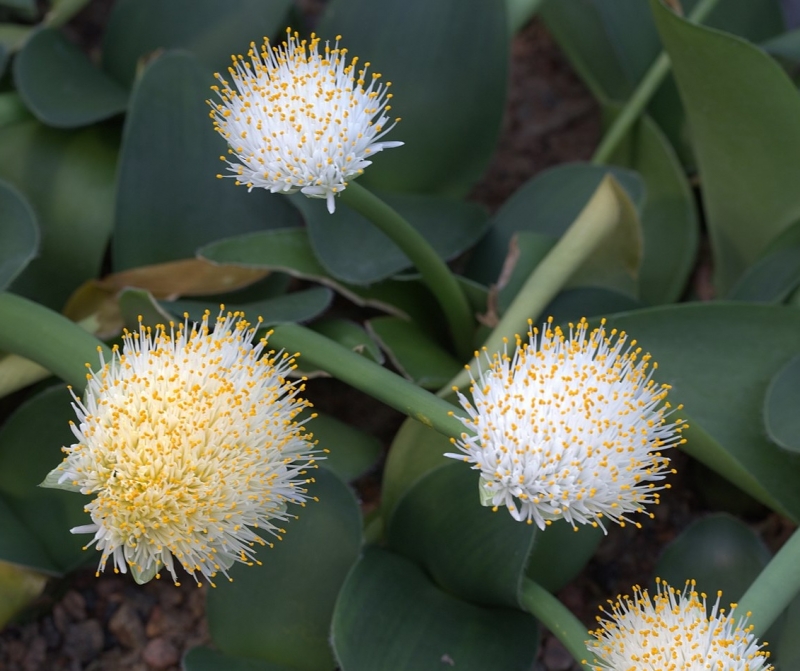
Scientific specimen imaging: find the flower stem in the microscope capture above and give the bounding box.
[0,292,111,391]
[520,578,596,669]
[338,182,474,360]
[737,526,800,637]
[590,0,722,166]
[268,322,466,438]
[444,175,622,394]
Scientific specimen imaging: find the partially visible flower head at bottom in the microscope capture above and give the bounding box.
[587,578,773,671]
[445,317,686,530]
[41,309,319,587]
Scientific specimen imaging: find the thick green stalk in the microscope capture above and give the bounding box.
[338,183,474,360]
[268,322,466,439]
[520,578,596,669]
[737,526,800,637]
[444,176,621,393]
[591,0,722,165]
[0,292,111,391]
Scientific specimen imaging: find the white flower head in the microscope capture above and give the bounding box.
[209,28,403,213]
[42,309,319,587]
[446,317,685,531]
[587,579,773,671]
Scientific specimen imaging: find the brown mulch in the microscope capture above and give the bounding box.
[3,5,793,671]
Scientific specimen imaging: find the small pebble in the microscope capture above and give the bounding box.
[63,619,104,663]
[109,602,146,649]
[142,637,180,669]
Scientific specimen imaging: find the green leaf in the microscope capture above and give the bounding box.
[163,288,333,327]
[184,647,296,671]
[728,231,800,303]
[651,0,800,292]
[605,303,800,521]
[118,287,174,330]
[525,519,603,593]
[605,109,699,304]
[200,228,442,319]
[318,0,508,196]
[0,0,35,12]
[331,547,539,671]
[101,0,293,88]
[763,355,800,454]
[0,43,7,78]
[0,496,58,574]
[310,319,384,363]
[0,385,90,573]
[388,463,535,608]
[304,410,382,482]
[776,594,800,670]
[296,192,488,285]
[0,23,31,51]
[112,51,300,270]
[542,287,642,326]
[465,163,643,288]
[206,468,361,671]
[0,121,117,309]
[14,28,128,128]
[0,562,47,629]
[0,180,38,291]
[381,418,453,522]
[367,316,461,390]
[655,513,771,603]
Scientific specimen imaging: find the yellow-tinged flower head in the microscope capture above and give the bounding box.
[208,28,403,214]
[588,579,773,671]
[445,317,685,530]
[42,309,318,587]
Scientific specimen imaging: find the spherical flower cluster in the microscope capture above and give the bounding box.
[41,310,318,587]
[587,579,773,671]
[208,28,403,213]
[446,317,685,530]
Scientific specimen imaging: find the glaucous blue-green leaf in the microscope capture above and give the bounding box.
[113,51,300,270]
[163,287,333,326]
[381,418,453,521]
[605,303,800,521]
[389,463,536,608]
[303,409,382,482]
[367,316,461,390]
[184,647,296,671]
[776,594,800,670]
[118,287,173,330]
[0,384,89,573]
[102,0,293,88]
[0,93,33,130]
[655,513,771,602]
[465,163,643,288]
[763,355,800,454]
[318,0,508,196]
[311,319,383,364]
[0,0,35,12]
[606,108,699,304]
[728,247,800,303]
[331,547,538,671]
[0,180,38,290]
[206,468,361,671]
[14,28,128,128]
[651,0,800,293]
[0,44,7,78]
[525,519,603,593]
[0,121,117,309]
[0,496,58,574]
[542,287,642,326]
[295,192,488,285]
[0,24,31,51]
[200,228,445,319]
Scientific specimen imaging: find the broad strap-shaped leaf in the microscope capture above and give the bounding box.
[367,317,461,390]
[318,0,508,196]
[0,121,117,309]
[14,28,128,128]
[388,463,536,608]
[0,385,90,573]
[206,468,361,671]
[295,192,488,285]
[0,179,38,291]
[763,355,800,454]
[184,647,297,671]
[605,108,699,304]
[331,547,539,671]
[101,0,293,88]
[655,513,771,602]
[651,0,800,292]
[605,303,800,521]
[112,51,300,270]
